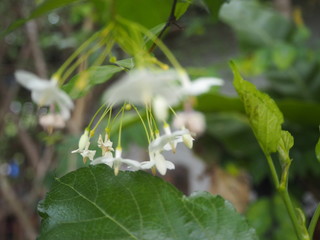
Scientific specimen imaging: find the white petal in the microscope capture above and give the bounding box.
[15,70,50,90]
[152,96,169,122]
[154,152,168,175]
[97,134,104,147]
[71,149,81,153]
[182,134,194,149]
[148,129,188,152]
[81,150,96,161]
[91,156,106,165]
[140,161,155,169]
[39,114,66,129]
[31,90,54,106]
[103,151,113,158]
[185,77,224,96]
[104,69,181,106]
[165,161,175,170]
[56,89,74,109]
[163,138,181,151]
[100,157,114,168]
[78,130,90,150]
[173,111,206,135]
[122,159,141,170]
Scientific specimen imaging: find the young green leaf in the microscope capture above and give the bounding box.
[230,61,284,155]
[38,165,258,240]
[278,130,294,168]
[62,65,123,99]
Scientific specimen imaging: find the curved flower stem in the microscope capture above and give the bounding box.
[91,106,111,134]
[87,104,106,129]
[133,105,150,143]
[117,105,126,148]
[308,204,320,239]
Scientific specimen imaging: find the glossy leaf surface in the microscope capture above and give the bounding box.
[231,61,284,155]
[38,165,258,240]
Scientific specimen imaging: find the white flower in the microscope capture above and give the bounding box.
[97,133,114,157]
[15,70,74,120]
[173,111,206,135]
[80,149,96,163]
[149,127,188,153]
[141,125,194,175]
[91,148,140,176]
[141,151,175,175]
[71,130,96,163]
[104,68,181,106]
[39,113,66,131]
[152,95,169,122]
[72,130,90,152]
[182,132,194,149]
[179,71,224,96]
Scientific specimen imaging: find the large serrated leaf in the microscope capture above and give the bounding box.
[38,165,258,240]
[230,61,284,155]
[62,65,123,99]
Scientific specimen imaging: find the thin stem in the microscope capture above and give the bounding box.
[279,190,309,240]
[266,154,309,240]
[308,203,320,239]
[61,36,111,82]
[133,105,150,143]
[117,106,125,148]
[91,106,111,133]
[117,16,184,71]
[106,107,113,132]
[87,104,106,129]
[56,31,101,81]
[149,0,177,53]
[265,154,280,188]
[146,105,154,140]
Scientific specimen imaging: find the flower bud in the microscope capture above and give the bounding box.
[78,130,90,151]
[173,111,206,136]
[183,133,194,149]
[152,95,169,122]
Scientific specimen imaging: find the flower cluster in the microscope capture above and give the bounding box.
[71,68,223,176]
[14,19,223,176]
[72,124,193,176]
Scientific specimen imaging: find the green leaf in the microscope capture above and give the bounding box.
[219,0,292,47]
[115,58,135,69]
[278,130,294,168]
[3,0,190,37]
[62,65,123,99]
[2,0,82,36]
[277,131,294,187]
[230,61,284,155]
[38,165,258,240]
[115,0,190,29]
[203,0,225,21]
[197,92,320,126]
[272,43,297,70]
